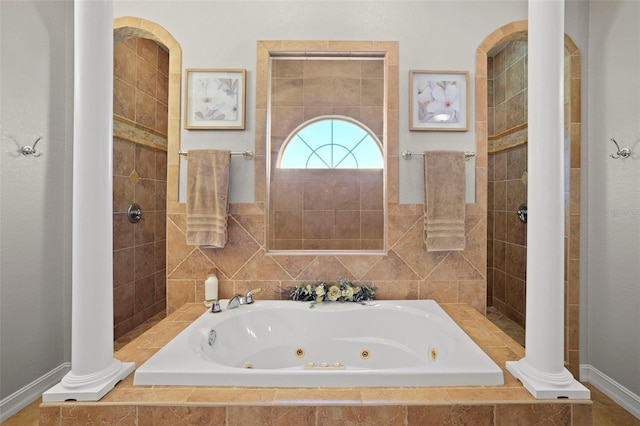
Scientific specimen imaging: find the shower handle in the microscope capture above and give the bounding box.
[127,203,143,223]
[517,203,527,224]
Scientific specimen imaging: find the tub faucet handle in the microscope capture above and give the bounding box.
[210,299,221,313]
[228,294,244,309]
[245,288,262,304]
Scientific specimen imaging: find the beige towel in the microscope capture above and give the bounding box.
[186,150,231,247]
[424,151,466,251]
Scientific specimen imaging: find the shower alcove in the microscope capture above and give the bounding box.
[111,18,182,338]
[112,35,169,340]
[482,23,583,377]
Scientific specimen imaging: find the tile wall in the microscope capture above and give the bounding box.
[483,30,582,375]
[165,41,489,317]
[114,37,169,140]
[486,42,529,324]
[269,59,385,250]
[488,40,528,137]
[564,42,582,375]
[113,36,169,339]
[113,139,167,339]
[63,20,588,424]
[487,144,528,326]
[270,169,384,250]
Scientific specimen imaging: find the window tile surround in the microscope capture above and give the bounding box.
[269,60,385,250]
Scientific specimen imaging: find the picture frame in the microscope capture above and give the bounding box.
[409,70,469,131]
[184,68,246,130]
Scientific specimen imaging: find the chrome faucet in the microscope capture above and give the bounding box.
[209,299,221,313]
[227,288,261,309]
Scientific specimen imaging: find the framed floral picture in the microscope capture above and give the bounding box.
[184,68,246,129]
[409,70,469,131]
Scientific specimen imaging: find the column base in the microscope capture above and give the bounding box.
[507,359,590,399]
[42,360,134,402]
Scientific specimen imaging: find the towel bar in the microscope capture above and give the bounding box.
[179,149,254,160]
[402,150,475,161]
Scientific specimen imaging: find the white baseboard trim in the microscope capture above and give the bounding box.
[0,362,71,423]
[580,363,640,420]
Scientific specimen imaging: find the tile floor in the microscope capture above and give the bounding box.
[486,306,526,347]
[114,311,166,352]
[2,306,638,425]
[486,306,639,426]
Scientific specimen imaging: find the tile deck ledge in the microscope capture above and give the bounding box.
[39,302,592,425]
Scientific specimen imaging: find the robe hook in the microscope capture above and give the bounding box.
[21,136,44,157]
[609,138,631,159]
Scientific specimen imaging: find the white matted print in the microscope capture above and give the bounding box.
[409,70,469,131]
[184,68,246,129]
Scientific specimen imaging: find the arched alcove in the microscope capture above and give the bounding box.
[476,21,582,376]
[112,18,182,326]
[114,17,182,207]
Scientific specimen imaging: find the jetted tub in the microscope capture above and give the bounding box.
[133,300,504,387]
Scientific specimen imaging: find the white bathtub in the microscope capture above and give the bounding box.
[133,300,504,387]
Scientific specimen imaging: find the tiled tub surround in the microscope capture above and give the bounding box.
[140,25,581,403]
[39,303,591,425]
[166,41,489,320]
[108,19,583,390]
[270,169,384,251]
[133,300,504,387]
[167,201,488,315]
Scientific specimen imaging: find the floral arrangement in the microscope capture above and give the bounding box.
[288,278,376,306]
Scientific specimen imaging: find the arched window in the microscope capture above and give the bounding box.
[278,116,383,169]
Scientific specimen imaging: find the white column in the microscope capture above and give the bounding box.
[43,0,134,402]
[505,0,588,399]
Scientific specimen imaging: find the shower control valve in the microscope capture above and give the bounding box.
[517,203,528,224]
[127,203,143,223]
